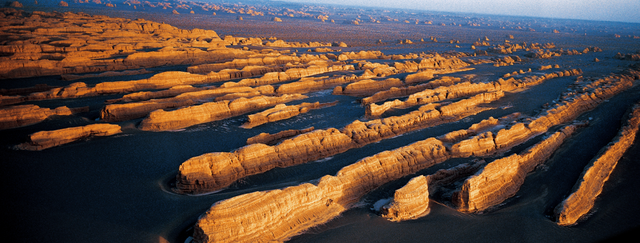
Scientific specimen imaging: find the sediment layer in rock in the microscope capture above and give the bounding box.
[555,103,640,226]
[138,94,307,131]
[14,124,122,150]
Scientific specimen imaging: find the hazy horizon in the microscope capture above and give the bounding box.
[277,0,640,24]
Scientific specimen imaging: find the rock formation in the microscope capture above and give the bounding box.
[138,94,307,131]
[555,103,640,226]
[0,9,231,79]
[246,127,314,145]
[241,101,337,128]
[175,91,504,194]
[365,69,582,117]
[0,104,85,130]
[193,137,450,243]
[454,125,578,212]
[14,124,122,150]
[380,176,431,221]
[100,85,274,122]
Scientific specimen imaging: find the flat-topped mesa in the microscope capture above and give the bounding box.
[14,124,122,151]
[100,85,274,122]
[193,138,450,243]
[176,91,504,194]
[455,125,578,213]
[241,101,337,129]
[365,69,583,117]
[555,103,640,226]
[0,104,85,130]
[138,94,307,131]
[246,127,315,145]
[381,176,431,222]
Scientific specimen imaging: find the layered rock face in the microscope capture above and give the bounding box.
[193,138,450,243]
[0,104,82,130]
[381,176,431,221]
[555,103,640,226]
[366,69,582,117]
[246,127,315,145]
[138,94,307,131]
[176,91,503,194]
[100,85,274,122]
[455,125,577,212]
[14,124,122,150]
[241,101,337,128]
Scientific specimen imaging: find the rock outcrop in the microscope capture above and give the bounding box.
[380,176,431,221]
[100,85,274,122]
[555,103,640,226]
[366,69,582,117]
[0,104,84,130]
[241,101,337,128]
[14,124,122,150]
[138,94,307,131]
[454,125,578,212]
[193,137,450,243]
[246,127,315,145]
[175,91,504,194]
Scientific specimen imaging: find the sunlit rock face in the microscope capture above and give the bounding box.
[0,104,84,130]
[555,103,640,226]
[14,124,122,150]
[454,125,577,213]
[381,175,431,221]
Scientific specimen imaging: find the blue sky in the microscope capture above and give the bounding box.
[281,0,640,23]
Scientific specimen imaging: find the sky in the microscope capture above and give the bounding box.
[281,0,640,23]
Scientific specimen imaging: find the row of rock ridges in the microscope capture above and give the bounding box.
[191,112,537,242]
[555,102,640,226]
[221,62,355,88]
[193,83,632,241]
[614,52,640,61]
[241,101,337,128]
[60,68,153,81]
[13,123,122,150]
[0,104,85,130]
[100,85,274,122]
[454,125,577,212]
[381,161,485,221]
[175,91,504,194]
[361,76,465,105]
[365,69,583,117]
[138,94,307,131]
[0,8,231,79]
[193,136,451,243]
[187,54,316,74]
[2,62,280,105]
[246,127,315,146]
